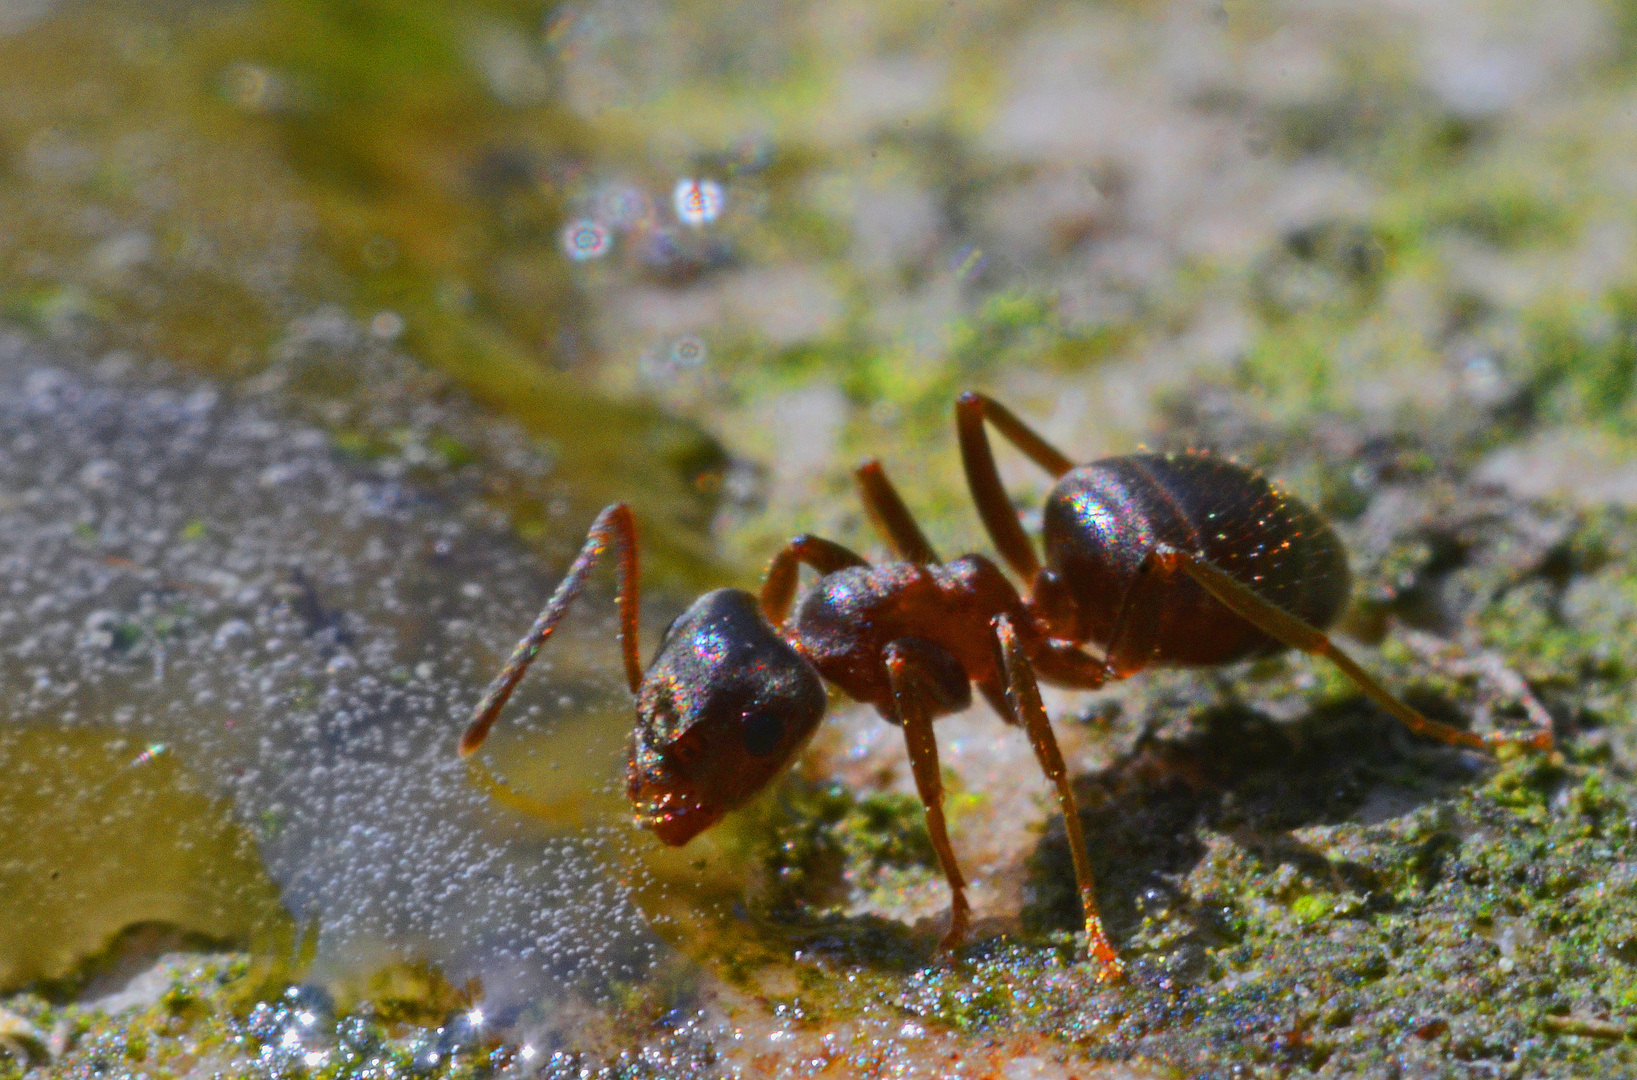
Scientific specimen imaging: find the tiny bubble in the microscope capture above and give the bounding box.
[670,336,706,368]
[561,218,611,260]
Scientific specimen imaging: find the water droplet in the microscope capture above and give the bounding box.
[673,178,724,226]
[561,218,611,260]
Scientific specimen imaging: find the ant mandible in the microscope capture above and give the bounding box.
[951,390,1554,754]
[458,468,1127,979]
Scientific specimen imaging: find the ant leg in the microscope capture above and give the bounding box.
[1029,638,1112,690]
[760,535,868,625]
[993,614,1123,981]
[1154,546,1554,752]
[1095,553,1174,681]
[855,460,939,564]
[885,640,971,953]
[1396,628,1555,747]
[461,503,641,756]
[956,392,1074,582]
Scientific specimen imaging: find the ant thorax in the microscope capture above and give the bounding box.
[787,556,1028,722]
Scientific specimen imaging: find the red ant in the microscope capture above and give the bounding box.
[459,394,1552,984]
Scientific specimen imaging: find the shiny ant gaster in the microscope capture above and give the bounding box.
[952,392,1552,754]
[459,394,1552,983]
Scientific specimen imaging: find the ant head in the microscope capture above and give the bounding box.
[626,588,826,846]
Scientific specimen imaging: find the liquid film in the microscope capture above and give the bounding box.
[0,334,665,1018]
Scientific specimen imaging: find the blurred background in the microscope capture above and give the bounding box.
[6,0,1637,1074]
[6,0,1634,568]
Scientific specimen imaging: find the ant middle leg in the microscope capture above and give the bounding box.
[461,503,642,756]
[855,459,939,564]
[885,640,972,953]
[993,614,1123,980]
[956,391,1075,582]
[1153,546,1554,752]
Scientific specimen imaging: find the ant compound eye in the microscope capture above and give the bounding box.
[740,712,784,757]
[666,725,705,767]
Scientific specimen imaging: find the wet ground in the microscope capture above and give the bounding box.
[0,338,671,1013]
[9,0,1637,1076]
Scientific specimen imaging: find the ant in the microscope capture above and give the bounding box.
[951,391,1553,754]
[458,470,1127,978]
[458,395,1553,984]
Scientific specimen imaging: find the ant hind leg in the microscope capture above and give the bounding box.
[461,503,643,756]
[1156,546,1554,752]
[993,615,1124,981]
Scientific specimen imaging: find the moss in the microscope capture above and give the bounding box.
[748,780,938,912]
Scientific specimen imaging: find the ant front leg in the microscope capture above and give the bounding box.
[1155,546,1554,752]
[993,615,1124,981]
[759,535,868,625]
[956,392,1075,582]
[884,640,972,953]
[461,503,643,756]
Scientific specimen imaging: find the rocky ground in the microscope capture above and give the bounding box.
[8,0,1637,1076]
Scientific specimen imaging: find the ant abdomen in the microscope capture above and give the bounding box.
[1042,451,1351,672]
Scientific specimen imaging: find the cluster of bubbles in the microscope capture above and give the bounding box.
[558,178,725,263]
[0,342,666,1017]
[240,985,498,1079]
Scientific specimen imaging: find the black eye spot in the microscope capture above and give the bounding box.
[741,712,784,756]
[667,725,704,766]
